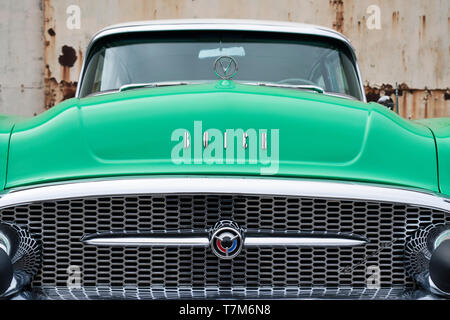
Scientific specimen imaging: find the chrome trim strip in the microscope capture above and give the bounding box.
[83,237,210,247]
[244,237,366,247]
[82,230,367,248]
[76,19,365,101]
[81,230,210,247]
[0,177,449,212]
[23,286,435,300]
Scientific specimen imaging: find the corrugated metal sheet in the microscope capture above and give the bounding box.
[1,0,449,118]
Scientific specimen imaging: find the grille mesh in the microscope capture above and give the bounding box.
[35,286,410,300]
[0,194,448,293]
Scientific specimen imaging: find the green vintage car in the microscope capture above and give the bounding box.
[0,19,449,300]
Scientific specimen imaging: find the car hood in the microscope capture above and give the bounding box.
[6,82,439,192]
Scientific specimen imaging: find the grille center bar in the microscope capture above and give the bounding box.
[82,231,210,247]
[81,230,368,248]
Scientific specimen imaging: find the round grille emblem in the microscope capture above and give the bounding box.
[210,221,243,259]
[213,56,238,80]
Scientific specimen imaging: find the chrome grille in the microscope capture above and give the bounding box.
[35,286,410,300]
[0,194,448,294]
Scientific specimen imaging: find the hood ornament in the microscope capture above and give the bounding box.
[213,56,238,80]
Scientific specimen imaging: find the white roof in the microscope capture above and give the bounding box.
[89,19,353,49]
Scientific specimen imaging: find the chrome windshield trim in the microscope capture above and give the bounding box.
[75,19,365,101]
[0,176,448,212]
[239,81,325,94]
[118,81,194,92]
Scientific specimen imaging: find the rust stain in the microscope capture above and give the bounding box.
[401,49,407,72]
[411,90,416,119]
[61,66,70,82]
[60,81,77,101]
[44,78,77,109]
[392,11,399,28]
[43,0,58,109]
[47,28,55,36]
[330,0,344,33]
[448,17,450,36]
[58,45,77,68]
[58,45,77,82]
[419,15,426,39]
[365,83,407,102]
[401,91,407,118]
[78,47,83,74]
[365,84,449,118]
[45,64,51,78]
[423,90,429,118]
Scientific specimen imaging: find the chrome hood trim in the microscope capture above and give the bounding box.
[0,176,449,212]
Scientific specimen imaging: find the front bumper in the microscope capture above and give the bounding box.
[1,176,449,300]
[10,286,446,300]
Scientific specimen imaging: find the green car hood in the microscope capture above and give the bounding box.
[6,82,440,193]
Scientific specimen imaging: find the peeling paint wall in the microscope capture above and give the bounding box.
[1,0,449,118]
[0,0,44,116]
[342,0,449,119]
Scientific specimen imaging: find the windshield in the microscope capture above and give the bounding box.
[79,31,363,100]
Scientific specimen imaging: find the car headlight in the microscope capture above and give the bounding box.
[405,223,450,297]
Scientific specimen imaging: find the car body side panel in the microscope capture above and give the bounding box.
[414,117,450,195]
[0,115,20,189]
[6,83,439,193]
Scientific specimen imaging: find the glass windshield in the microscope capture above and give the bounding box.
[79,31,362,100]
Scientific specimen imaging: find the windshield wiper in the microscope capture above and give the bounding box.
[96,80,325,96]
[119,81,192,92]
[239,81,325,94]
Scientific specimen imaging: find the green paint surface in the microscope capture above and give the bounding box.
[2,82,448,196]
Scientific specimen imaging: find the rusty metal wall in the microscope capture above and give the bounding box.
[1,0,449,118]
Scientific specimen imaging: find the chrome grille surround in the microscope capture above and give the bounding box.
[0,176,449,299]
[35,286,410,300]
